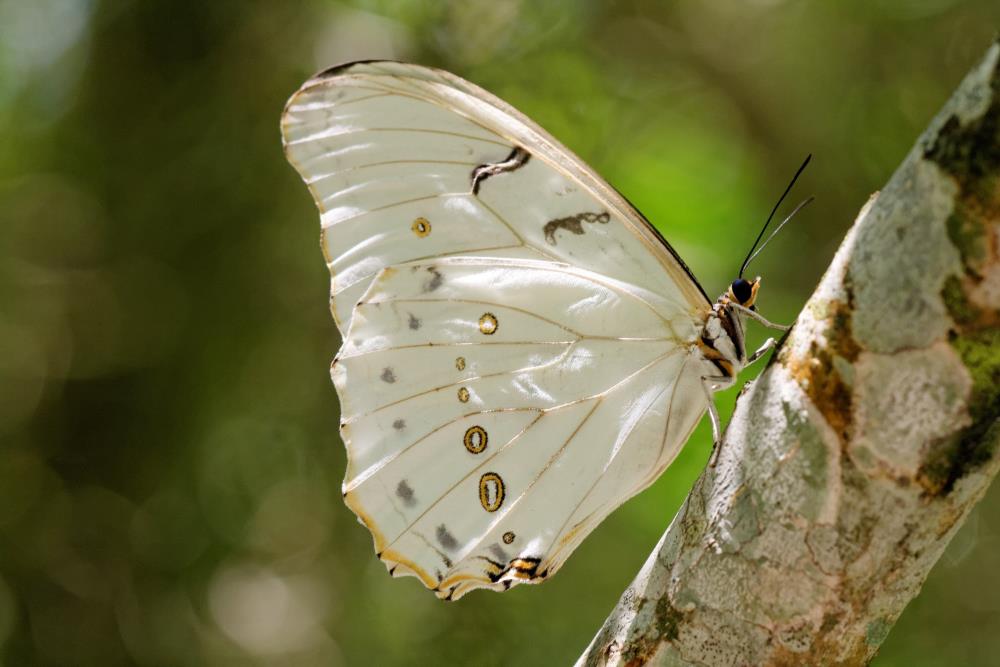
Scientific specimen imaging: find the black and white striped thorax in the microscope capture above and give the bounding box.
[700,301,747,388]
[697,275,764,389]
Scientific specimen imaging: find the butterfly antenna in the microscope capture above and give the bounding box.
[739,154,812,278]
[742,196,814,272]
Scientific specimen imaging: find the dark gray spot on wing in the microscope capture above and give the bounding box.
[422,266,443,292]
[393,419,406,430]
[490,544,509,562]
[408,313,422,330]
[416,531,453,567]
[381,367,396,383]
[543,211,610,245]
[396,480,416,507]
[436,524,460,551]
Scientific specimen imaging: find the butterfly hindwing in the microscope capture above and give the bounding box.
[336,258,707,598]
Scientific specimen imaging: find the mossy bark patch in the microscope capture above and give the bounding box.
[908,41,1000,497]
[919,327,1000,496]
[946,212,989,274]
[924,47,1000,204]
[611,596,690,667]
[787,293,860,444]
[654,597,685,643]
[865,617,891,647]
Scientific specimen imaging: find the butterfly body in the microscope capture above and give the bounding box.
[281,61,788,600]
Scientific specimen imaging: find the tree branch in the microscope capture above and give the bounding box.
[579,39,1000,667]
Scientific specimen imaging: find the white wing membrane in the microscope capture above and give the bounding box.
[335,259,708,598]
[281,61,716,599]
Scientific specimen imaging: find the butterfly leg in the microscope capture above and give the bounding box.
[700,375,729,465]
[730,303,789,332]
[747,337,778,365]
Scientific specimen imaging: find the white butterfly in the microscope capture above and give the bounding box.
[280,61,802,600]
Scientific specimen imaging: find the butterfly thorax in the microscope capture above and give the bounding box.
[696,276,761,390]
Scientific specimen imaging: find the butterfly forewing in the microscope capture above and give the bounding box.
[281,61,716,598]
[282,61,709,332]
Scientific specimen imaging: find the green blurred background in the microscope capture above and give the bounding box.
[1,1,999,664]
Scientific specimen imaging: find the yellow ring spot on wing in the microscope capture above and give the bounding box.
[479,472,504,512]
[457,387,470,403]
[411,217,431,237]
[502,531,515,544]
[478,312,498,335]
[455,356,466,371]
[463,425,487,453]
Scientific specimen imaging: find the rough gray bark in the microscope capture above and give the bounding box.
[578,40,1000,667]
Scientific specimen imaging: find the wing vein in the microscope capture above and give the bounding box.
[288,126,510,148]
[336,340,577,361]
[309,158,480,184]
[363,297,586,337]
[343,340,580,422]
[643,354,698,490]
[330,244,535,293]
[321,191,465,228]
[442,399,604,573]
[398,398,603,572]
[543,353,690,568]
[286,90,394,113]
[342,407,543,493]
[381,410,550,554]
[309,69,515,147]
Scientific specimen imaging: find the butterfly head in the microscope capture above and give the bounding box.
[727,276,760,310]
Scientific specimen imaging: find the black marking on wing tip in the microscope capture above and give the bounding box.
[503,580,512,590]
[436,525,460,551]
[314,59,398,80]
[543,211,610,245]
[381,367,397,383]
[376,551,384,558]
[392,418,406,430]
[422,266,443,292]
[471,146,531,195]
[396,480,417,507]
[444,585,458,601]
[408,313,422,330]
[389,565,397,576]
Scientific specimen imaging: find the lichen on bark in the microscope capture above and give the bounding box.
[579,39,1000,667]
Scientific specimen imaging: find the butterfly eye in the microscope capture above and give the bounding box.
[730,278,753,304]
